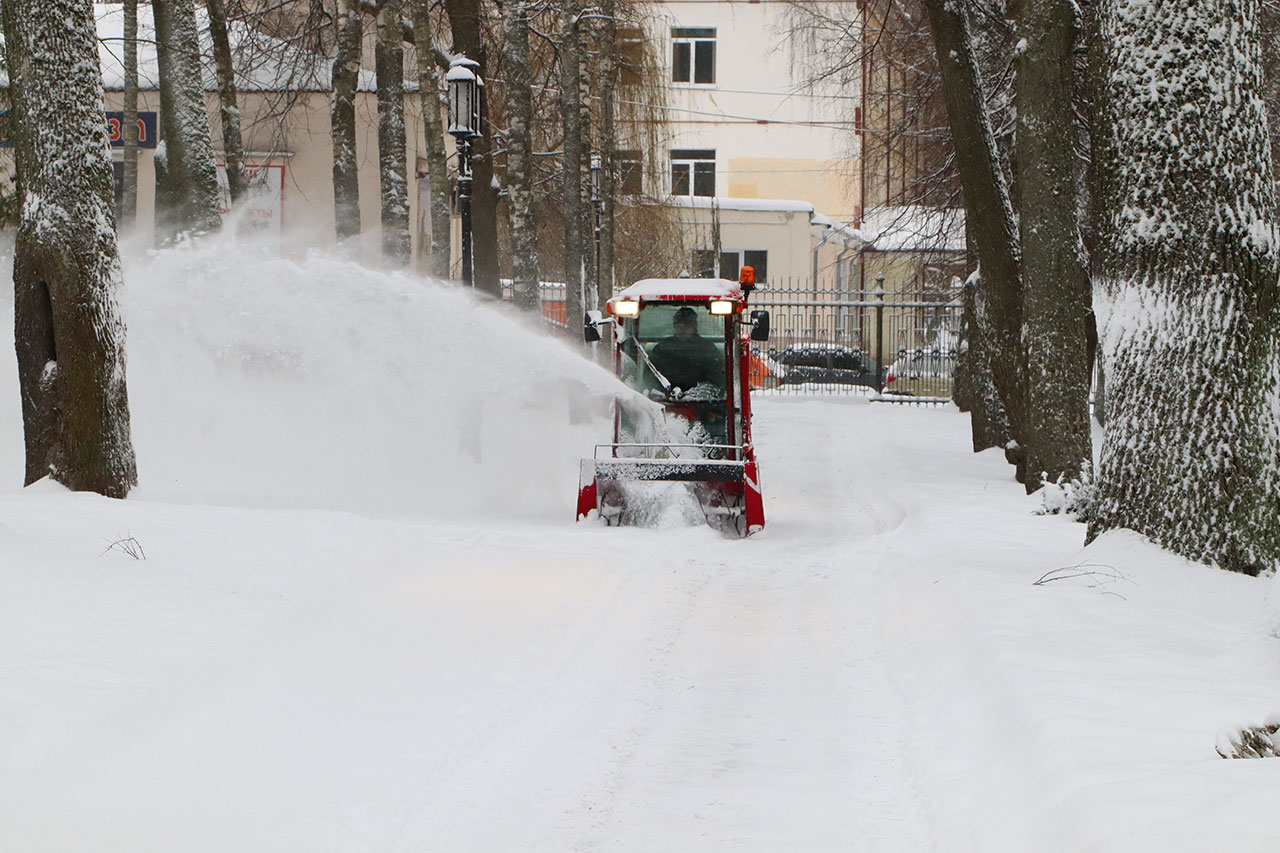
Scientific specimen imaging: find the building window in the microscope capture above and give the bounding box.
[672,27,715,85]
[719,249,768,283]
[691,249,768,281]
[618,27,645,86]
[692,249,717,278]
[617,149,643,195]
[671,148,715,197]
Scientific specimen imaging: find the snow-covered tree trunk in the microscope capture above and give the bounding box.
[2,0,138,497]
[560,0,586,332]
[443,0,502,297]
[121,0,140,226]
[410,0,452,279]
[502,0,541,310]
[1016,0,1093,491]
[1088,0,1280,574]
[961,273,1013,452]
[152,0,223,237]
[376,0,411,267]
[205,0,247,204]
[599,0,617,299]
[923,0,1028,479]
[331,0,362,242]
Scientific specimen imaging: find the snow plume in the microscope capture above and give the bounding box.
[0,233,624,520]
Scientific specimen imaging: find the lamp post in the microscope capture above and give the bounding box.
[873,272,886,393]
[589,150,603,298]
[447,56,482,287]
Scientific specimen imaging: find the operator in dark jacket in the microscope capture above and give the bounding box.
[650,306,722,392]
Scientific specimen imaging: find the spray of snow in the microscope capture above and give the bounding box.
[1,230,626,522]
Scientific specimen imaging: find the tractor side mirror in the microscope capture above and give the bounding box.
[584,310,605,343]
[749,309,770,342]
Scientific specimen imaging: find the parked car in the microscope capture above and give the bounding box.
[883,346,957,397]
[770,343,882,387]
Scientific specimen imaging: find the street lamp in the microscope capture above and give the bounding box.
[589,150,603,296]
[447,56,482,287]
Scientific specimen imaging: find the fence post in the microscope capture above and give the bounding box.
[873,274,886,393]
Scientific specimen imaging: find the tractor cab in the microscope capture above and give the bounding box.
[576,268,770,536]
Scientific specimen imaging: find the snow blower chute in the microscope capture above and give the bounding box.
[576,267,770,536]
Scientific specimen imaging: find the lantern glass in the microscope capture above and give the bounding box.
[446,60,479,137]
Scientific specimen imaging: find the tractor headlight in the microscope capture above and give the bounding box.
[709,300,734,315]
[612,299,640,317]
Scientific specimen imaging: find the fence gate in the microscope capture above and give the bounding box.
[750,277,961,400]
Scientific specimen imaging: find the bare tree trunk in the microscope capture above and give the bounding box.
[331,0,363,242]
[205,0,247,204]
[443,0,501,297]
[410,0,452,278]
[560,0,586,331]
[122,0,139,227]
[577,13,596,312]
[376,0,411,266]
[502,0,540,310]
[961,273,1013,452]
[153,0,224,237]
[1016,0,1093,491]
[922,0,1027,480]
[1088,0,1280,575]
[598,0,617,297]
[2,0,138,497]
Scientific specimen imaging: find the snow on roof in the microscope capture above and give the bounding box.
[859,206,966,253]
[669,196,816,214]
[612,278,744,303]
[810,213,868,246]
[93,3,377,93]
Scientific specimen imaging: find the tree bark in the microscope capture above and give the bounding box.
[502,0,540,310]
[1015,0,1093,491]
[443,0,501,297]
[153,0,224,237]
[331,0,363,242]
[2,0,138,497]
[560,0,586,330]
[922,0,1028,479]
[205,0,248,204]
[598,0,617,298]
[961,273,1012,452]
[1088,0,1280,574]
[376,0,411,266]
[122,0,140,226]
[410,0,452,278]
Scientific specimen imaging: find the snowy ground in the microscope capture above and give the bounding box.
[4,236,1280,852]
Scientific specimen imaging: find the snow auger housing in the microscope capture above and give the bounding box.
[576,267,770,536]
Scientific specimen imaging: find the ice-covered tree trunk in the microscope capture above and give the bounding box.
[2,0,138,497]
[376,0,411,267]
[410,0,452,279]
[598,0,617,298]
[923,0,1028,479]
[152,0,223,236]
[205,0,247,204]
[1016,0,1093,491]
[560,0,586,333]
[121,0,140,226]
[331,0,362,242]
[502,0,540,310]
[443,0,502,297]
[1089,0,1280,574]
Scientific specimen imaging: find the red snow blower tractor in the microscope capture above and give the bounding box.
[575,267,771,536]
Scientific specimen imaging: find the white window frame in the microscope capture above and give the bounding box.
[671,148,715,198]
[671,27,716,86]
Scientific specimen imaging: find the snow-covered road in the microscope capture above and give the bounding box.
[7,241,1280,851]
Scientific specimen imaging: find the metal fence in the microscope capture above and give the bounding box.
[749,277,961,399]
